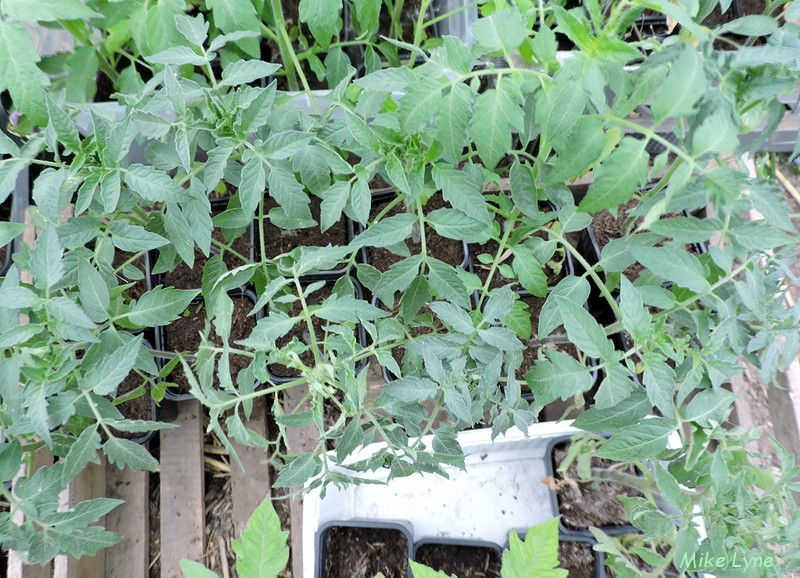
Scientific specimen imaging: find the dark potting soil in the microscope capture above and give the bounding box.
[260,196,348,259]
[161,297,257,394]
[162,220,253,290]
[559,541,595,578]
[553,443,642,531]
[368,194,465,272]
[114,250,149,301]
[269,285,333,378]
[414,543,501,578]
[738,0,766,15]
[469,210,566,291]
[324,526,410,578]
[0,197,11,266]
[102,372,152,441]
[377,0,424,42]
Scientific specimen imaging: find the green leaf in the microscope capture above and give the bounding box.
[525,350,594,413]
[264,131,315,160]
[239,83,277,133]
[273,453,321,487]
[239,152,267,217]
[237,313,295,348]
[104,436,159,471]
[84,335,142,396]
[62,426,102,486]
[231,496,289,578]
[437,83,473,164]
[221,60,281,86]
[383,376,439,402]
[544,118,605,186]
[427,208,491,241]
[268,165,311,221]
[399,77,442,134]
[629,247,710,293]
[0,19,49,125]
[502,519,566,578]
[351,213,416,249]
[572,389,651,433]
[180,560,219,578]
[429,301,474,333]
[352,0,380,32]
[472,10,528,52]
[619,278,650,343]
[719,15,778,36]
[578,138,648,213]
[45,95,81,154]
[315,295,388,323]
[110,220,169,252]
[509,161,540,217]
[30,225,64,292]
[123,164,186,203]
[428,258,470,308]
[684,388,737,427]
[538,277,590,337]
[136,0,186,56]
[555,297,614,359]
[535,81,587,152]
[653,462,691,511]
[1,0,102,21]
[409,561,454,578]
[472,89,514,170]
[432,165,489,224]
[175,13,209,47]
[320,182,350,232]
[128,287,200,327]
[206,0,261,58]
[147,46,207,66]
[324,48,350,87]
[512,246,548,297]
[78,261,110,323]
[401,275,430,320]
[0,221,25,250]
[691,108,738,156]
[648,216,720,243]
[355,67,415,92]
[49,498,124,533]
[595,418,677,461]
[299,0,340,49]
[651,47,707,122]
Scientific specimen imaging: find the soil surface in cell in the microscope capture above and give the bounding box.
[261,196,349,260]
[0,198,11,267]
[324,526,409,578]
[559,540,595,578]
[162,218,252,290]
[368,194,465,272]
[469,207,566,291]
[415,543,502,578]
[553,443,642,531]
[106,372,153,440]
[114,250,149,301]
[162,297,257,394]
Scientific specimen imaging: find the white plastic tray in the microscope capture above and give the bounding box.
[302,421,581,578]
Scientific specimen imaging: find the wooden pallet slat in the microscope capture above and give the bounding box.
[230,397,272,535]
[105,465,150,578]
[160,400,205,578]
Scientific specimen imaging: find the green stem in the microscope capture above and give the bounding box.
[413,0,433,47]
[293,276,323,366]
[478,207,519,309]
[264,4,298,91]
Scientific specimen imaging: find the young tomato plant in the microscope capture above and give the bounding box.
[0,0,799,573]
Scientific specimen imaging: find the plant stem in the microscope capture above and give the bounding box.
[413,0,433,47]
[478,207,518,309]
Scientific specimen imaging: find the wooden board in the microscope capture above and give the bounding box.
[105,464,150,578]
[281,384,320,578]
[160,400,205,578]
[230,397,271,535]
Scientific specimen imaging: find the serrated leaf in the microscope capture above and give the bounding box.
[129,287,200,326]
[595,418,677,461]
[555,296,613,359]
[175,13,209,47]
[239,152,267,217]
[684,388,736,427]
[432,165,489,224]
[48,498,124,533]
[231,496,289,578]
[427,258,469,308]
[351,213,416,249]
[512,246,548,297]
[472,10,528,52]
[104,436,159,473]
[78,261,110,323]
[221,60,281,86]
[62,426,102,486]
[427,208,491,241]
[409,561,454,578]
[123,164,186,203]
[472,89,514,170]
[84,335,142,396]
[544,118,605,186]
[501,519,566,578]
[45,94,81,153]
[651,47,707,122]
[206,0,261,58]
[264,131,314,160]
[110,220,169,252]
[399,77,442,134]
[180,560,219,578]
[147,46,207,66]
[1,0,102,20]
[535,81,586,152]
[299,0,340,49]
[437,82,473,163]
[30,225,64,292]
[572,389,650,433]
[383,376,439,402]
[629,247,709,293]
[320,181,350,232]
[355,67,415,92]
[0,19,49,129]
[525,350,594,413]
[578,138,648,213]
[273,453,321,487]
[538,277,590,337]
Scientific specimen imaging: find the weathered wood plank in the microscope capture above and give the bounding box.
[105,464,150,578]
[7,448,54,578]
[160,400,205,578]
[52,459,107,578]
[281,385,320,578]
[230,397,271,535]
